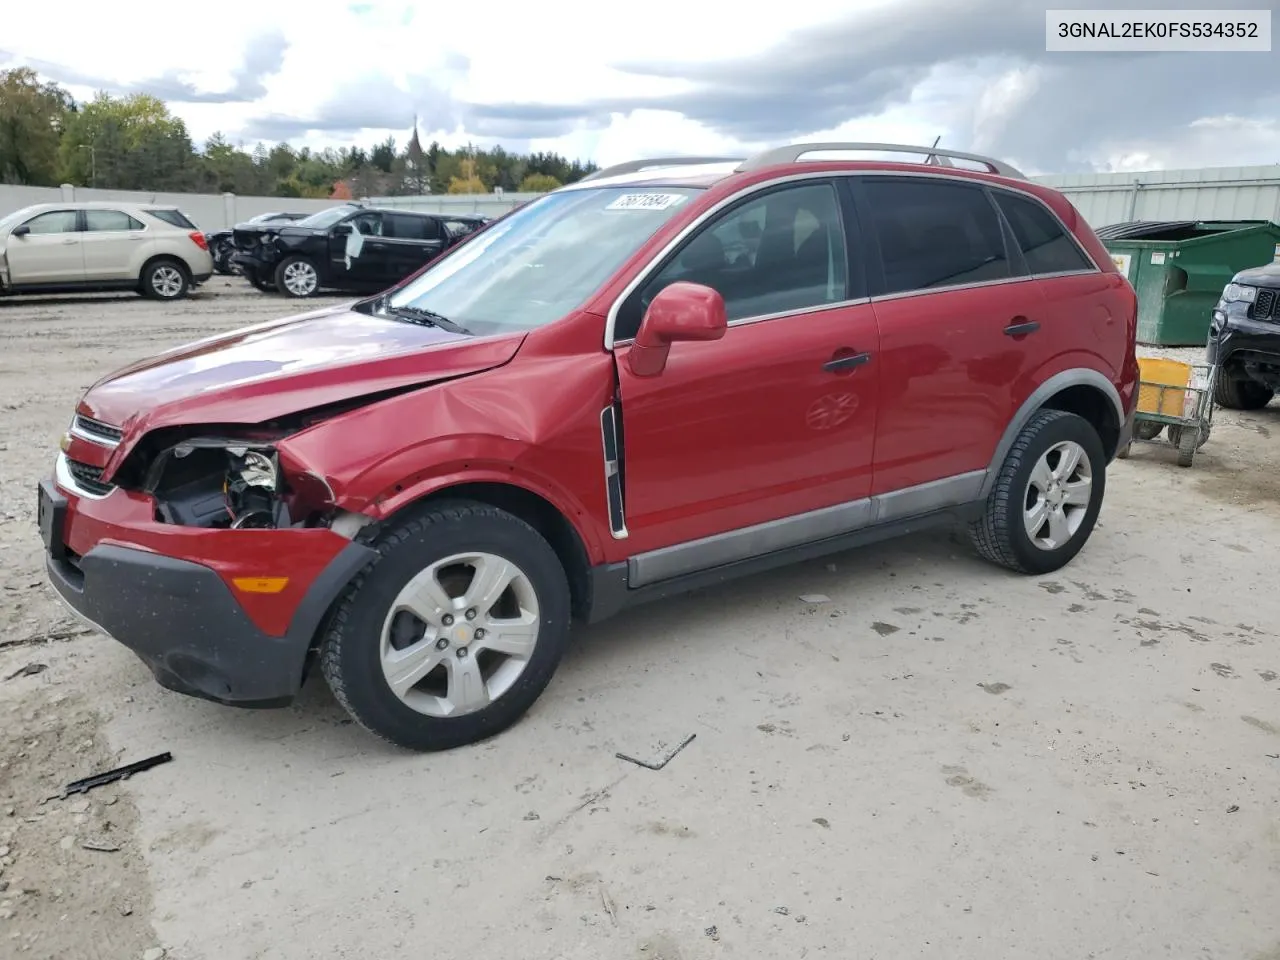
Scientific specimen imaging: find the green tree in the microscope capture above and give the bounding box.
[370,136,396,173]
[59,92,198,190]
[0,67,74,186]
[519,173,561,192]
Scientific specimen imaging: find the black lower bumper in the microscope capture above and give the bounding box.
[231,252,275,275]
[40,480,376,708]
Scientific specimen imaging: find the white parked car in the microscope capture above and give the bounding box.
[0,202,214,300]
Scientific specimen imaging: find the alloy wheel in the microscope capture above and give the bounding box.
[1023,440,1093,551]
[282,260,318,296]
[151,265,185,298]
[379,552,540,718]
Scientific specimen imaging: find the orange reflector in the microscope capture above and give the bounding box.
[232,577,289,594]
[59,433,72,453]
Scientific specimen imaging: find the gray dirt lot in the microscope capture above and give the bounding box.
[1,280,1279,960]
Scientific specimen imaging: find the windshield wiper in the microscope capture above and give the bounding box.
[379,302,471,335]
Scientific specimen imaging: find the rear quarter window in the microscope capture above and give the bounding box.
[148,209,197,229]
[993,192,1095,275]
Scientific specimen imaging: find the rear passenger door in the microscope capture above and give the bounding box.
[383,213,446,282]
[989,188,1115,374]
[81,209,147,281]
[852,175,1048,498]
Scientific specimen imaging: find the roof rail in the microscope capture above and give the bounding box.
[578,156,744,183]
[736,142,1027,180]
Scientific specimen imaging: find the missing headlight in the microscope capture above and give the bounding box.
[224,447,290,529]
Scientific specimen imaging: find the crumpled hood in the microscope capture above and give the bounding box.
[1233,261,1280,286]
[78,302,525,450]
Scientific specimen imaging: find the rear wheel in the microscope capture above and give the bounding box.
[140,259,190,300]
[1213,374,1273,410]
[275,255,319,298]
[320,501,571,751]
[969,409,1106,575]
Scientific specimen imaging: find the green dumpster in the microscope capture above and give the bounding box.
[1096,219,1280,346]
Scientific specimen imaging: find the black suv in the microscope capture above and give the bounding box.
[231,204,487,298]
[1208,263,1280,409]
[207,212,307,275]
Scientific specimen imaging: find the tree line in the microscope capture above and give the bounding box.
[0,67,598,198]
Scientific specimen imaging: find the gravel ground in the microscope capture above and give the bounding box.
[1,281,1278,960]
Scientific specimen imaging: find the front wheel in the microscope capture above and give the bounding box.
[969,409,1106,575]
[245,270,275,293]
[275,255,320,298]
[1213,374,1273,410]
[320,501,572,751]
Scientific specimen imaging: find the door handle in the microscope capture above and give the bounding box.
[61,238,78,245]
[823,352,871,373]
[1004,319,1040,337]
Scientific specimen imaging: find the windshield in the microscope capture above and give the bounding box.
[295,205,359,229]
[386,186,703,335]
[0,207,35,233]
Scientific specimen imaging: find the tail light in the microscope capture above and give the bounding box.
[189,232,209,251]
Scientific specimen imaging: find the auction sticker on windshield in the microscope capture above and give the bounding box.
[605,193,689,211]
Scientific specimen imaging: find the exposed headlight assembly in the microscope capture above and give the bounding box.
[223,446,285,529]
[1222,282,1257,304]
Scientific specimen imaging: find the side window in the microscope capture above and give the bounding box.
[618,181,851,339]
[860,178,1011,295]
[994,191,1094,275]
[148,209,197,229]
[385,214,440,240]
[85,210,144,232]
[348,212,383,236]
[23,210,79,235]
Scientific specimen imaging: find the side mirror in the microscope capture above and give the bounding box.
[628,281,727,378]
[10,224,30,238]
[332,223,353,235]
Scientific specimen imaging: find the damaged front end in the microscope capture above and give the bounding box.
[138,436,326,531]
[101,414,372,538]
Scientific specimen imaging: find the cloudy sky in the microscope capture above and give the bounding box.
[3,0,1278,175]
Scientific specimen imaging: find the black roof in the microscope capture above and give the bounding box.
[1093,220,1197,240]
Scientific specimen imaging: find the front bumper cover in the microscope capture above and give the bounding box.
[40,478,376,708]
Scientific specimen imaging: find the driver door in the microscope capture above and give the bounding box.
[611,179,881,579]
[6,209,85,285]
[328,211,386,287]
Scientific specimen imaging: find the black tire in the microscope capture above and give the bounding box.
[320,501,572,751]
[245,270,276,293]
[969,409,1107,575]
[1213,374,1273,410]
[274,254,320,298]
[140,258,190,300]
[1168,422,1210,463]
[1174,426,1198,467]
[1133,421,1163,441]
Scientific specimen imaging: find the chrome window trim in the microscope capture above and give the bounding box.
[603,168,1103,350]
[55,452,115,501]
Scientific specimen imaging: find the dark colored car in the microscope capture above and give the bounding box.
[206,212,308,276]
[231,204,488,298]
[40,142,1138,752]
[1207,264,1280,409]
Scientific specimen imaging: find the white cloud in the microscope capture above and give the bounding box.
[3,0,1279,174]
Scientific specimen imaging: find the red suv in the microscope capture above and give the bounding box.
[38,143,1139,751]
